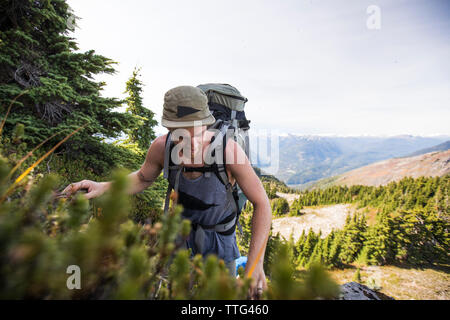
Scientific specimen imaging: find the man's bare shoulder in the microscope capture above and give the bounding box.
[151,134,168,151]
[144,134,168,168]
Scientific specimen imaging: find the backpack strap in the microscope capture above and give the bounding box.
[163,131,173,179]
[163,131,184,215]
[193,212,237,254]
[213,123,232,190]
[163,132,172,215]
[212,123,244,236]
[244,130,250,157]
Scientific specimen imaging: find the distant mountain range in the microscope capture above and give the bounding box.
[307,149,450,189]
[269,135,450,186]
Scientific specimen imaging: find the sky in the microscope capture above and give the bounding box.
[66,0,450,136]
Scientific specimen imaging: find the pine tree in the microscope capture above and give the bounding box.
[122,67,157,151]
[327,232,343,268]
[363,211,395,265]
[271,197,289,217]
[296,228,317,267]
[0,0,138,174]
[339,214,366,264]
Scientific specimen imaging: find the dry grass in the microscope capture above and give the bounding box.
[329,265,450,300]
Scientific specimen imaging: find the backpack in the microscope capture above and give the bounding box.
[197,83,251,217]
[162,83,250,237]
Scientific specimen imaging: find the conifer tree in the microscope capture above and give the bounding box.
[0,0,138,174]
[327,232,343,268]
[271,197,289,217]
[122,67,157,152]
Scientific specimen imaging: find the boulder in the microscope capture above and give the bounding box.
[339,282,394,300]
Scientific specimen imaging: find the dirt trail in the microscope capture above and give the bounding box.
[271,204,354,241]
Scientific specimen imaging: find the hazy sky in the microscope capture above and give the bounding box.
[67,0,450,136]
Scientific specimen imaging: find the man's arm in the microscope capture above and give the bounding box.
[226,139,272,298]
[96,135,166,195]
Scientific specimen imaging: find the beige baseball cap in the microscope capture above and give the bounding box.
[161,86,216,128]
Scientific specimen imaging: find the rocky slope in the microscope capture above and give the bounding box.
[311,149,450,188]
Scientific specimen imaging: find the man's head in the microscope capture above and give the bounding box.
[161,86,215,129]
[162,86,216,164]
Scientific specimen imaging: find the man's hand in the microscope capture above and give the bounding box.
[246,263,268,300]
[62,180,109,200]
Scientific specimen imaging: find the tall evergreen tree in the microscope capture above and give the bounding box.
[0,0,137,174]
[122,67,157,152]
[339,214,367,264]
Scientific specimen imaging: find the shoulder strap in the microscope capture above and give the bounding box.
[212,123,232,189]
[163,131,185,215]
[163,131,172,215]
[163,131,173,179]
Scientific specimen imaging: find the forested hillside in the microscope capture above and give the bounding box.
[264,176,449,270]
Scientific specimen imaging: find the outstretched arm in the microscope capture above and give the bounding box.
[227,139,272,299]
[126,135,166,194]
[62,135,166,199]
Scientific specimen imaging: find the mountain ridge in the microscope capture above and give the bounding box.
[402,140,450,158]
[306,149,450,189]
[272,135,449,185]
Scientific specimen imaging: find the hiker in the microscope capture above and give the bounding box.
[63,85,271,299]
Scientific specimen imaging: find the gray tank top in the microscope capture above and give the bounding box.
[167,163,241,263]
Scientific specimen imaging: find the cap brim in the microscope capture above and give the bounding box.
[161,114,216,128]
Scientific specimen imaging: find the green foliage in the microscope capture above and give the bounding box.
[0,0,140,176]
[121,67,157,151]
[0,151,339,299]
[289,199,303,216]
[338,214,367,264]
[265,243,340,299]
[271,197,289,217]
[236,203,253,255]
[263,182,277,199]
[296,176,449,217]
[287,176,450,269]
